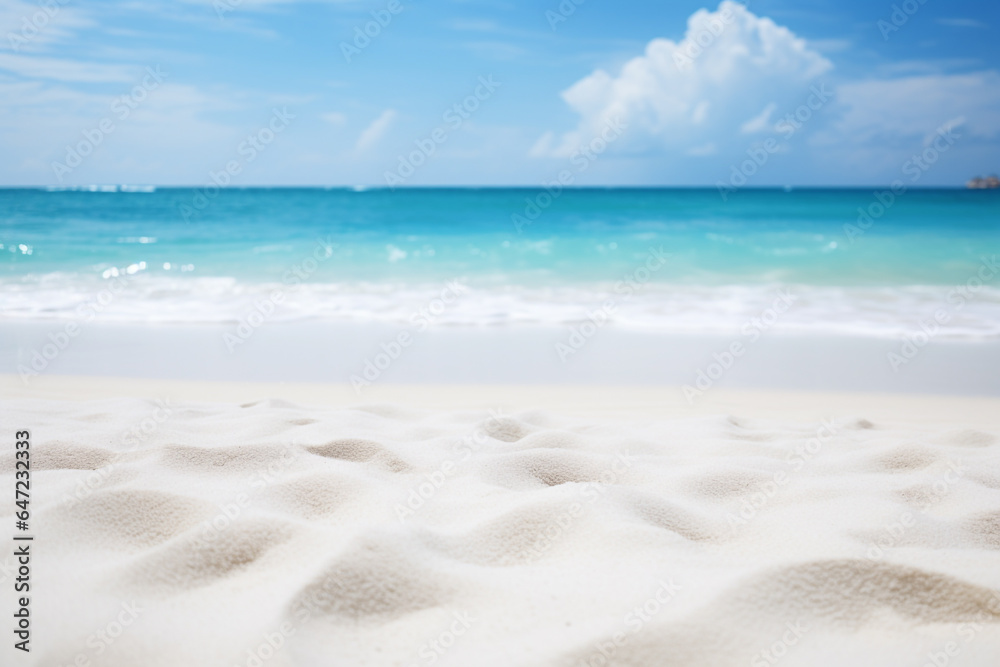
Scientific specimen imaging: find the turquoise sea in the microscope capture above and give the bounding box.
[1,187,998,338]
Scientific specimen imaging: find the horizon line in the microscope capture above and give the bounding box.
[0,184,991,192]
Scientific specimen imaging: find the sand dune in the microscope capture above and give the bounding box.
[5,393,1000,666]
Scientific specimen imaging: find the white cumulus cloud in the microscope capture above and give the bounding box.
[537,1,832,157]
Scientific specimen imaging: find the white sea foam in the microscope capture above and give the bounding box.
[2,273,1000,339]
[42,184,157,193]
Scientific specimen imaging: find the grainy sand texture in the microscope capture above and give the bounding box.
[4,382,999,667]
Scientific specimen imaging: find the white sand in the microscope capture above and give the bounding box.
[6,321,1000,396]
[3,377,1000,666]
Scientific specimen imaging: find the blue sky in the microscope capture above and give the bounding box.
[1,0,997,186]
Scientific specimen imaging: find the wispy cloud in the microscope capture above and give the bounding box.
[687,142,717,156]
[875,58,984,76]
[0,0,95,53]
[321,111,347,125]
[117,0,280,39]
[462,40,525,61]
[741,103,778,134]
[936,18,989,29]
[833,72,1000,142]
[355,109,396,153]
[0,54,138,83]
[447,19,502,32]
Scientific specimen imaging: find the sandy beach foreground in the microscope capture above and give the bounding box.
[2,377,999,666]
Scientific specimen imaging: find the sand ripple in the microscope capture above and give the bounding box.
[15,398,1000,667]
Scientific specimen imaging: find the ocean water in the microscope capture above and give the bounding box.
[1,187,998,338]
